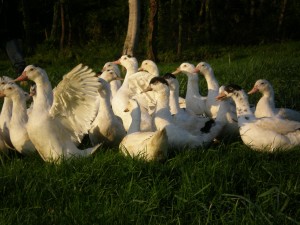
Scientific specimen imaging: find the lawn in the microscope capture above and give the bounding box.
[0,41,300,224]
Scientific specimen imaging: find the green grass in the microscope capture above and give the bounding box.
[0,41,300,224]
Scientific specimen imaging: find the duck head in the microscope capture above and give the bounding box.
[216,84,243,101]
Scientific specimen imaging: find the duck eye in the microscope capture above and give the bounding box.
[261,82,264,85]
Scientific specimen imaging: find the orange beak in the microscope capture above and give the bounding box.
[112,59,121,65]
[215,92,227,101]
[0,90,5,98]
[171,68,181,75]
[248,86,259,95]
[14,71,28,82]
[193,68,200,73]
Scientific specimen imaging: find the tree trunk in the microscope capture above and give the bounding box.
[65,3,72,47]
[277,0,287,38]
[50,1,60,41]
[177,0,182,58]
[146,0,157,60]
[22,0,35,53]
[123,0,140,56]
[60,1,65,50]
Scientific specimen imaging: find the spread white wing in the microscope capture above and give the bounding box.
[49,64,100,143]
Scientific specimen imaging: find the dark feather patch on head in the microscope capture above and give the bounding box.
[149,77,169,86]
[163,73,176,80]
[224,84,242,93]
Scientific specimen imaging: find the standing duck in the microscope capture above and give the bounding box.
[101,62,122,100]
[0,82,36,155]
[172,62,207,116]
[14,64,100,162]
[195,62,220,118]
[112,55,153,131]
[89,71,126,147]
[162,73,211,135]
[0,76,14,150]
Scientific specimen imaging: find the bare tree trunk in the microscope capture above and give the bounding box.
[65,3,72,47]
[277,0,287,38]
[177,0,182,58]
[123,0,140,56]
[22,0,34,53]
[50,1,60,41]
[60,1,65,50]
[146,0,157,60]
[206,0,212,40]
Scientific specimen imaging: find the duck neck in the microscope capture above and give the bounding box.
[10,93,28,125]
[263,88,276,109]
[150,66,159,76]
[232,91,255,120]
[0,98,13,125]
[34,75,53,111]
[122,64,138,89]
[127,103,141,134]
[169,88,180,115]
[186,73,201,98]
[99,89,113,117]
[203,70,219,92]
[154,90,173,129]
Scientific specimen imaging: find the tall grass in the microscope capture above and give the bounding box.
[0,41,300,224]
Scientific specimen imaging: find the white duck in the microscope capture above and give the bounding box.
[119,98,168,161]
[145,77,224,149]
[0,76,14,150]
[172,62,207,116]
[0,82,36,155]
[248,79,300,122]
[138,59,159,76]
[101,62,122,99]
[89,72,126,147]
[129,59,158,93]
[138,59,186,109]
[112,55,153,131]
[111,55,138,130]
[217,84,300,151]
[162,73,212,135]
[135,59,160,111]
[214,85,239,141]
[14,64,100,162]
[195,62,220,118]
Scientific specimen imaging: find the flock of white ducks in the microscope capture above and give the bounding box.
[0,55,299,162]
